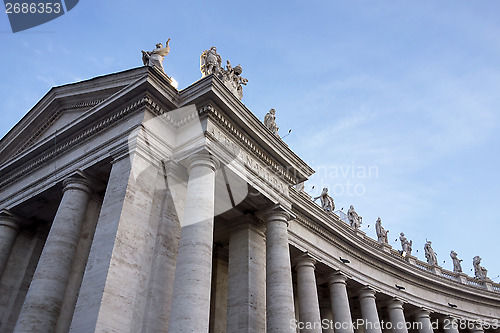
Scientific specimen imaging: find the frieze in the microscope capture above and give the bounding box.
[199,104,298,185]
[206,122,288,196]
[15,99,104,156]
[0,96,149,188]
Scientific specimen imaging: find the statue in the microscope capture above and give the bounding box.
[375,217,389,244]
[220,60,248,100]
[450,251,462,273]
[473,256,488,279]
[399,232,412,256]
[313,188,335,213]
[296,182,305,191]
[200,46,222,77]
[347,205,362,229]
[200,48,248,100]
[264,108,279,135]
[424,241,438,266]
[142,39,171,73]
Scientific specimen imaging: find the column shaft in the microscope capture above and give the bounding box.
[264,209,295,333]
[295,257,322,333]
[0,212,20,278]
[328,273,354,333]
[320,305,334,333]
[413,309,434,333]
[226,218,266,333]
[386,299,408,333]
[358,288,382,333]
[442,317,459,333]
[14,176,91,333]
[168,154,218,333]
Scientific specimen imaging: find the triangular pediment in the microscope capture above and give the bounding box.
[0,67,153,165]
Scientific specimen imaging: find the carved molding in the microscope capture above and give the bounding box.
[14,99,104,156]
[199,104,297,184]
[0,96,149,188]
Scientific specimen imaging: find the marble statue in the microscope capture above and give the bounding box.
[142,39,171,73]
[375,217,389,244]
[200,46,222,77]
[424,241,438,266]
[220,60,248,100]
[473,256,488,279]
[313,188,335,213]
[200,48,248,100]
[264,108,279,135]
[399,233,412,256]
[450,250,462,273]
[296,182,305,191]
[347,205,362,229]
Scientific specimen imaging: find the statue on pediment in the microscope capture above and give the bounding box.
[450,250,462,273]
[200,46,222,77]
[424,241,438,266]
[347,205,362,229]
[399,232,412,256]
[473,256,488,279]
[375,217,389,244]
[220,60,248,100]
[264,108,279,135]
[313,187,335,213]
[200,47,249,100]
[142,39,171,73]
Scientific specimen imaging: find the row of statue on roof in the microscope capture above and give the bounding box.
[309,186,490,280]
[200,46,248,100]
[141,41,248,100]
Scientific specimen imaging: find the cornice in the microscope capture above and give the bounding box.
[200,104,297,185]
[14,99,105,156]
[0,95,152,189]
[288,187,500,302]
[178,75,315,182]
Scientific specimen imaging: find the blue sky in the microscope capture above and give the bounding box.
[1,1,499,280]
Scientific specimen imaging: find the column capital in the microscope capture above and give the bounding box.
[293,253,317,269]
[62,171,93,194]
[255,203,295,226]
[385,297,405,310]
[186,152,220,173]
[411,308,432,319]
[0,209,24,231]
[328,271,351,286]
[469,322,484,333]
[357,285,379,300]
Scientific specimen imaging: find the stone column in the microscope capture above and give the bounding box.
[358,287,382,333]
[442,317,459,333]
[168,153,219,333]
[320,303,334,333]
[226,216,266,333]
[295,255,322,333]
[386,298,408,333]
[469,323,484,333]
[14,174,91,333]
[0,210,21,278]
[210,246,229,333]
[413,309,434,333]
[260,206,295,333]
[328,272,354,333]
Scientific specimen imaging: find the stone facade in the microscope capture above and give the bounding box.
[0,65,499,333]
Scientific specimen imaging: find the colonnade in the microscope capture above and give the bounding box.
[0,153,494,333]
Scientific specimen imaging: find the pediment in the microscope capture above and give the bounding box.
[0,67,153,165]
